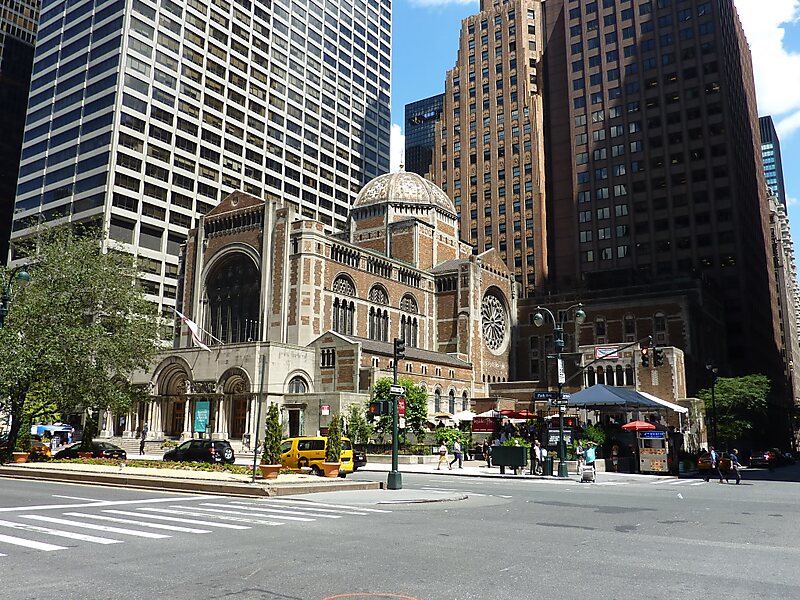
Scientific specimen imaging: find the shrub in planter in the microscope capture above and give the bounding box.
[259,403,283,479]
[325,413,342,463]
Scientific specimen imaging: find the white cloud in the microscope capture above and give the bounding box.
[734,0,800,130]
[788,196,799,207]
[390,123,405,172]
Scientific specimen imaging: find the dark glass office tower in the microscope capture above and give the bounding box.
[759,115,787,209]
[0,0,38,262]
[404,93,444,176]
[543,0,783,384]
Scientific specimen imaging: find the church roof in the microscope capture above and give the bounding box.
[353,170,456,215]
[345,335,472,368]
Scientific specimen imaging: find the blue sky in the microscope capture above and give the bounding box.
[390,0,800,231]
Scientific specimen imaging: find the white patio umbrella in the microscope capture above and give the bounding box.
[452,410,476,422]
[476,409,501,418]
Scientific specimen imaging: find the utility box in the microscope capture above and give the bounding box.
[491,445,528,474]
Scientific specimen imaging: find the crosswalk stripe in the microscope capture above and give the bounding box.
[668,480,691,485]
[182,505,315,522]
[249,498,391,513]
[230,501,368,516]
[200,502,340,519]
[105,510,254,529]
[62,512,210,534]
[690,481,706,486]
[0,518,121,545]
[21,515,170,539]
[422,487,459,491]
[138,507,282,526]
[649,480,663,484]
[0,533,67,551]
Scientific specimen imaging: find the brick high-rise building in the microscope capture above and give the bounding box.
[542,0,783,384]
[0,0,38,262]
[431,0,548,297]
[10,0,392,333]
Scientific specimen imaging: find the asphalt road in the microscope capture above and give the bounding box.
[1,466,799,600]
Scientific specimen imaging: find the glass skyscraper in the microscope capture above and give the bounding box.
[759,115,786,209]
[11,0,392,328]
[404,93,443,176]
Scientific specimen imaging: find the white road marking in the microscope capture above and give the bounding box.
[195,503,324,521]
[421,486,459,491]
[230,501,368,516]
[0,518,121,545]
[690,481,706,486]
[51,495,107,502]
[139,507,283,526]
[62,512,210,534]
[0,495,223,513]
[186,506,315,522]
[0,533,67,551]
[21,515,170,539]
[251,498,391,513]
[496,494,513,498]
[668,480,691,485]
[106,509,255,529]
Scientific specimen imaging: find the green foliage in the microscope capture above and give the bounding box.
[261,402,283,464]
[370,379,393,438]
[371,377,429,444]
[583,423,607,446]
[697,374,770,444]
[13,427,31,453]
[345,402,373,446]
[325,413,342,462]
[0,226,161,458]
[160,440,179,449]
[500,436,531,448]
[434,427,469,449]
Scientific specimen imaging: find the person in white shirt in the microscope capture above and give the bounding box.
[436,443,448,470]
[449,440,463,469]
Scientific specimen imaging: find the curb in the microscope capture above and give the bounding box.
[0,466,382,497]
[356,466,579,482]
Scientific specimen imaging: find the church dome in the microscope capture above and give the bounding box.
[353,171,457,215]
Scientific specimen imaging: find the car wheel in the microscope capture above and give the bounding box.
[338,471,346,478]
[311,465,322,476]
[223,447,234,461]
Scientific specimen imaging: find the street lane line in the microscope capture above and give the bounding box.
[139,507,282,526]
[0,495,224,513]
[0,533,67,551]
[230,501,368,515]
[181,506,316,522]
[52,495,108,502]
[690,481,706,486]
[105,510,255,529]
[194,503,324,521]
[0,518,121,545]
[250,498,391,513]
[62,512,210,534]
[21,515,170,539]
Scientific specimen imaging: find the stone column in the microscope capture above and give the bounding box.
[182,398,192,440]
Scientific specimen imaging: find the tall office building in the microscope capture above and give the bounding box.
[759,115,787,208]
[430,0,548,297]
[11,0,392,325]
[404,93,443,176]
[0,0,39,262]
[542,0,782,381]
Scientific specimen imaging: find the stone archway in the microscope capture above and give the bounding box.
[220,367,252,441]
[155,360,191,438]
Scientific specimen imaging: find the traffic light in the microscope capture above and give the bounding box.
[393,337,405,360]
[369,401,390,417]
[653,346,664,367]
[640,346,650,368]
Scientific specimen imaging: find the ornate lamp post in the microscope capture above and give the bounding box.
[706,363,719,449]
[0,267,30,329]
[534,303,586,478]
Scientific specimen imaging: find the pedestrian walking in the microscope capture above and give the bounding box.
[611,444,620,473]
[531,439,542,475]
[729,448,742,485]
[482,439,491,468]
[436,442,448,470]
[449,440,463,469]
[709,446,724,483]
[139,423,148,455]
[585,442,597,475]
[576,441,585,474]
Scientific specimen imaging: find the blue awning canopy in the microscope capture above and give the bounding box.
[567,384,665,409]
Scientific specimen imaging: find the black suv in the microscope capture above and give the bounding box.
[163,439,235,464]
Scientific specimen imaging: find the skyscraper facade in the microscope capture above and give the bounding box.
[0,0,39,262]
[431,0,548,297]
[542,0,782,381]
[759,115,787,209]
[11,0,392,327]
[404,93,443,176]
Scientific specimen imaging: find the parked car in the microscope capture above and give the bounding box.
[162,439,235,464]
[54,441,127,460]
[352,450,367,471]
[749,449,778,468]
[279,436,354,476]
[1,433,52,458]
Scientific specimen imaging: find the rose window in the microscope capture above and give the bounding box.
[481,293,507,352]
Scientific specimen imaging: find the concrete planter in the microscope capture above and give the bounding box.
[78,452,94,459]
[259,464,281,479]
[322,462,340,478]
[11,452,29,464]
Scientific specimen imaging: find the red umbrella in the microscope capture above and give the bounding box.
[514,409,535,419]
[622,420,656,431]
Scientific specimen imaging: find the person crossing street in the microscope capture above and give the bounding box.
[449,439,463,469]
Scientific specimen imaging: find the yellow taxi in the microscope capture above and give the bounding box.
[279,436,354,476]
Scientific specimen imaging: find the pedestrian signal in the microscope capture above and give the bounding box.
[640,347,650,368]
[393,337,406,360]
[369,401,390,417]
[653,346,664,367]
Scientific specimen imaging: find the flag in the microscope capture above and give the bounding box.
[175,310,211,352]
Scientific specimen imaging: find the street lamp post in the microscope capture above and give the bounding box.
[706,363,719,449]
[0,267,30,329]
[534,303,587,478]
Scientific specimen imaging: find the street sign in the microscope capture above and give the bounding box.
[595,346,620,360]
[398,397,406,417]
[389,384,404,395]
[547,428,573,447]
[557,358,565,384]
[534,391,559,400]
[321,404,330,416]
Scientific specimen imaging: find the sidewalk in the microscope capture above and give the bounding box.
[357,458,582,481]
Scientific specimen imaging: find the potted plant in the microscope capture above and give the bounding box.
[259,403,283,479]
[322,412,342,477]
[12,430,31,463]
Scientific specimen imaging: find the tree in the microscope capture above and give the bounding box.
[697,374,770,445]
[370,377,429,444]
[345,402,373,446]
[261,403,282,465]
[325,413,342,463]
[0,226,161,459]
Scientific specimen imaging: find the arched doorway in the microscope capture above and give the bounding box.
[221,368,251,440]
[155,361,190,437]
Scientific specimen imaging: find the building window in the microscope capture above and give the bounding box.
[287,376,308,394]
[434,389,441,412]
[333,298,354,335]
[321,348,336,368]
[448,390,455,414]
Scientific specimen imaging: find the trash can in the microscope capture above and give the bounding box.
[543,456,554,476]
